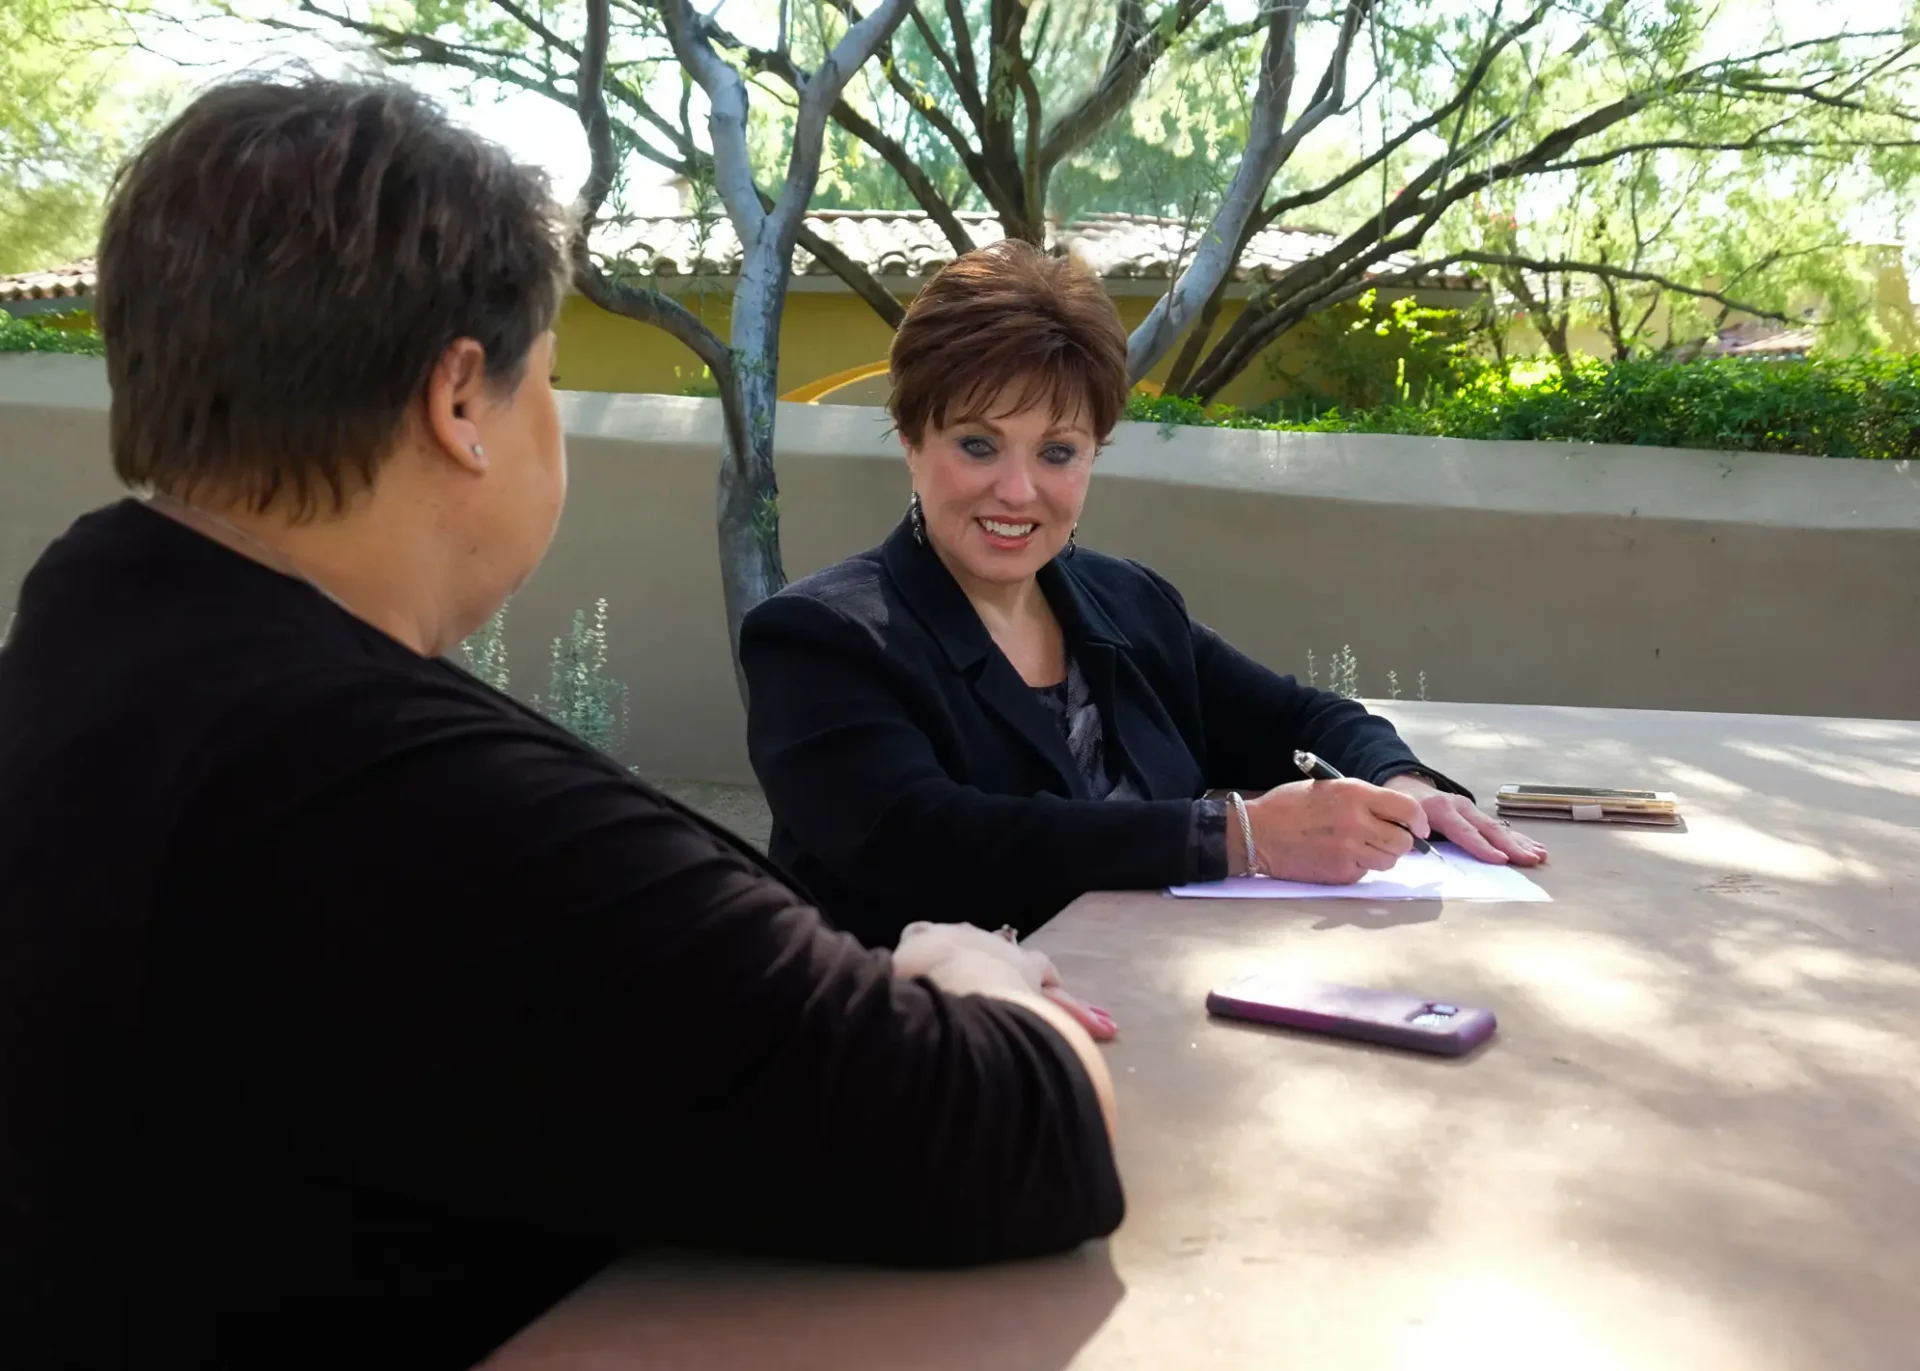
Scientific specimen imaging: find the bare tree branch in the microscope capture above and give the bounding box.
[1127,0,1372,380]
[940,0,987,132]
[765,0,918,254]
[1418,251,1803,328]
[659,0,766,238]
[904,2,972,126]
[1036,0,1213,178]
[573,0,741,447]
[750,45,977,251]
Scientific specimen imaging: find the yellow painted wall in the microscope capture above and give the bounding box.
[555,286,1351,411]
[554,289,908,398]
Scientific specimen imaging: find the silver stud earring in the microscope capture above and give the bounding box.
[470,443,486,459]
[908,491,927,545]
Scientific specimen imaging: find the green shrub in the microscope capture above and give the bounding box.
[0,313,104,356]
[1132,353,1920,461]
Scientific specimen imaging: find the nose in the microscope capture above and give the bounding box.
[993,457,1038,506]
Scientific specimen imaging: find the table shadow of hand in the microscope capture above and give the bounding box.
[1310,898,1443,932]
[482,1243,1126,1371]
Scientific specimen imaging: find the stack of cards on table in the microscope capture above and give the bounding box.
[1495,784,1681,827]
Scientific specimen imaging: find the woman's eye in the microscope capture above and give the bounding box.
[1043,445,1078,466]
[960,436,995,458]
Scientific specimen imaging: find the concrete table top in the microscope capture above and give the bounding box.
[488,701,1920,1371]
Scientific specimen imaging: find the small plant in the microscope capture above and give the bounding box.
[1302,646,1431,702]
[455,598,633,757]
[1328,644,1361,699]
[457,604,512,693]
[533,598,629,757]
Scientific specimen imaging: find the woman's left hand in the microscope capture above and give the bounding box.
[1382,775,1548,867]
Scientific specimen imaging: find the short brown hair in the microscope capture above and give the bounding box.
[888,240,1129,446]
[97,77,568,516]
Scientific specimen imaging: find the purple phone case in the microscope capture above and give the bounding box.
[1206,975,1496,1057]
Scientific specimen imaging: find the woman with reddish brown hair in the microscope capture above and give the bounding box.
[741,240,1545,949]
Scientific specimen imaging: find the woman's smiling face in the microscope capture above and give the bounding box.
[906,379,1097,594]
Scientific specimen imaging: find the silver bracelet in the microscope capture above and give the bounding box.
[1226,791,1260,877]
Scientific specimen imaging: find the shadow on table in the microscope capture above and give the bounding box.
[1308,898,1443,931]
[484,1243,1125,1371]
[1045,706,1920,1369]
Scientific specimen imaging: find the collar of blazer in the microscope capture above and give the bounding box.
[879,516,1133,674]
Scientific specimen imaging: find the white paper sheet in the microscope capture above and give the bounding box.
[1168,842,1551,903]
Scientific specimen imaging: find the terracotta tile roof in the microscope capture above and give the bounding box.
[1715,326,1817,357]
[0,259,96,304]
[0,212,1476,304]
[594,209,1476,288]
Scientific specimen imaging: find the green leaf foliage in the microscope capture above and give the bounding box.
[0,313,105,356]
[1130,354,1920,461]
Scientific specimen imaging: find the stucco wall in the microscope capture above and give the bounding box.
[4,355,1916,781]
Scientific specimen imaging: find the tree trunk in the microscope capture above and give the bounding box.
[714,249,790,704]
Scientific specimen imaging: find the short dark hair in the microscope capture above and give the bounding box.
[97,77,569,516]
[887,240,1129,447]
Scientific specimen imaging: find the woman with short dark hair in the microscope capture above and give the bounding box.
[741,241,1546,949]
[0,80,1120,1371]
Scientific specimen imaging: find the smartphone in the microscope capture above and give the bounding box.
[1501,784,1661,801]
[1206,971,1496,1057]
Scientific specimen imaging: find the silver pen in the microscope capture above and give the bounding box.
[1293,749,1433,854]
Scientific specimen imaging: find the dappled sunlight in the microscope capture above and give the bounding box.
[1246,1060,1442,1160]
[1655,760,1751,799]
[1034,702,1920,1369]
[1814,719,1920,744]
[1394,1260,1767,1371]
[1416,725,1551,753]
[1474,926,1676,1036]
[1615,809,1882,884]
[1784,1010,1920,1082]
[1714,935,1920,996]
[1723,739,1920,798]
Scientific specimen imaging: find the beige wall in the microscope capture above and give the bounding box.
[5,355,1917,782]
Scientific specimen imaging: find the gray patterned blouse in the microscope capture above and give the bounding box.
[1031,656,1230,884]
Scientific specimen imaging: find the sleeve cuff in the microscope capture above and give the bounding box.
[1372,762,1475,804]
[1187,797,1231,883]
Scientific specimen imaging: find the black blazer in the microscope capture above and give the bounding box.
[741,518,1464,947]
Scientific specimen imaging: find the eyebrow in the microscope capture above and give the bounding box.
[950,413,1093,442]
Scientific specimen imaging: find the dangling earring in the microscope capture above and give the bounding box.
[1065,523,1078,558]
[909,491,927,546]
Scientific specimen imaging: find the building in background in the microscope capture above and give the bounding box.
[0,211,1480,412]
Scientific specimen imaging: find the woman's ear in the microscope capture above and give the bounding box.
[422,338,492,475]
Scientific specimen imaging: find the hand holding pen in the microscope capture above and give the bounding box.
[1293,750,1433,854]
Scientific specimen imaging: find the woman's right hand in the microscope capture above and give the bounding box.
[1243,778,1429,884]
[893,922,1117,1040]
